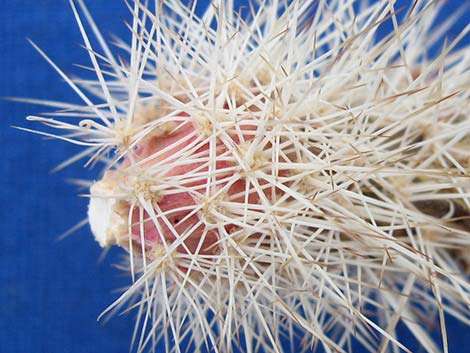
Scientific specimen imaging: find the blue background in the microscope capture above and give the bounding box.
[0,1,468,353]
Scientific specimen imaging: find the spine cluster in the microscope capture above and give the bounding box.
[26,1,470,352]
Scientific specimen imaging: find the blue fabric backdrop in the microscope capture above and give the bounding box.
[0,1,468,353]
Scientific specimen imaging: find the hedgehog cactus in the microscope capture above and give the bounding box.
[24,0,470,352]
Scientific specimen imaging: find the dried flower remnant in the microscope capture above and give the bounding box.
[23,0,470,352]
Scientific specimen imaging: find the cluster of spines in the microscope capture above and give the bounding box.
[22,1,470,353]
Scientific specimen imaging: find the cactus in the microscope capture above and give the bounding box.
[24,1,470,352]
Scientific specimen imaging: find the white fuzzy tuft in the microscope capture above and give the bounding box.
[88,176,127,248]
[88,180,117,247]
